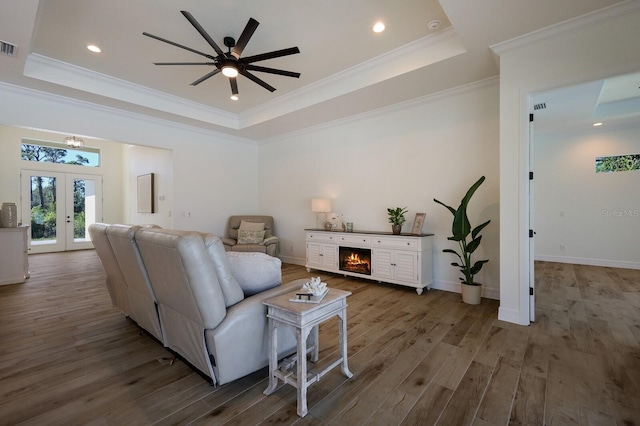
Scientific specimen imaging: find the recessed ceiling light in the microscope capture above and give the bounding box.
[373,22,385,33]
[230,94,239,101]
[87,45,101,53]
[593,122,603,127]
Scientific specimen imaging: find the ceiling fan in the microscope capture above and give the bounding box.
[143,11,301,99]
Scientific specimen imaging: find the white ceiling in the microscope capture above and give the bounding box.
[1,0,636,141]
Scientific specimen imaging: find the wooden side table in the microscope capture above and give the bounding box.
[263,288,353,417]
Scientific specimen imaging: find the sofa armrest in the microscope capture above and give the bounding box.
[205,279,307,385]
[221,237,236,249]
[262,236,278,246]
[226,252,281,296]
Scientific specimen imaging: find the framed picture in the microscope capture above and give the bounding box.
[411,212,426,235]
[137,173,155,213]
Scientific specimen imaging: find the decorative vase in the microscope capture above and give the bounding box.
[461,284,481,305]
[1,202,18,228]
[391,224,402,235]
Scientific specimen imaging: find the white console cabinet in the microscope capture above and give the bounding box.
[0,226,30,285]
[305,229,433,295]
[305,232,338,271]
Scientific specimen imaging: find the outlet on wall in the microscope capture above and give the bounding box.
[560,244,565,251]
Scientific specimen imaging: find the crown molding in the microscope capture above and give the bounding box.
[260,76,499,144]
[23,53,239,129]
[0,81,257,145]
[240,27,466,129]
[19,28,465,135]
[491,0,640,55]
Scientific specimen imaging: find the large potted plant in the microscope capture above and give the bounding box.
[387,207,408,234]
[434,176,491,304]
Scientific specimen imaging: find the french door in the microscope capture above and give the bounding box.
[21,170,103,254]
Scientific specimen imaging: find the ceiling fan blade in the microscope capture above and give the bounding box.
[240,70,276,92]
[231,18,259,59]
[143,32,215,60]
[241,47,300,64]
[180,10,224,56]
[154,62,216,66]
[245,65,300,78]
[230,77,238,95]
[191,69,221,86]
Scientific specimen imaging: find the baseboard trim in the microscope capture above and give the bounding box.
[279,255,305,266]
[430,280,500,300]
[498,306,528,325]
[535,254,640,270]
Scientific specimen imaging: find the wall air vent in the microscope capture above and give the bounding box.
[0,40,18,57]
[533,102,546,110]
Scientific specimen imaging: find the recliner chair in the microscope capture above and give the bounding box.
[134,227,301,385]
[221,215,279,256]
[106,224,164,343]
[88,223,130,315]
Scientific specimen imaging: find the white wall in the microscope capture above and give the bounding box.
[495,3,640,324]
[0,83,260,236]
[0,125,125,224]
[258,79,501,298]
[124,144,174,229]
[534,125,640,269]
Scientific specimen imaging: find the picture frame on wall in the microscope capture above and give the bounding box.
[137,173,155,213]
[411,212,426,235]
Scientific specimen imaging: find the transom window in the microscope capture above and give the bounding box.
[20,139,100,167]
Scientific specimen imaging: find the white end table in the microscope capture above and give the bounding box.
[263,288,353,417]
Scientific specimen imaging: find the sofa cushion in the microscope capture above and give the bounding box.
[239,220,265,232]
[201,234,244,307]
[226,252,282,296]
[237,229,265,245]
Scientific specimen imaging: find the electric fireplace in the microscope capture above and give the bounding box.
[339,246,372,276]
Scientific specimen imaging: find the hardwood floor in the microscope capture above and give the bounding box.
[1,251,639,425]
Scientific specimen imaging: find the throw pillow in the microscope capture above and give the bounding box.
[226,252,282,296]
[237,229,265,245]
[239,220,265,231]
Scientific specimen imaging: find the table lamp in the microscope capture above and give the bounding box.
[311,198,331,229]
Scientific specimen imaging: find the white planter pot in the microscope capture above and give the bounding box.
[461,284,481,305]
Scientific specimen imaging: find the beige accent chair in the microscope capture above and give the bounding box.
[134,227,302,385]
[89,223,130,315]
[221,215,279,256]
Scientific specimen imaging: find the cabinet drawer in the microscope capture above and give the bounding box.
[338,234,371,246]
[306,232,338,243]
[372,237,418,250]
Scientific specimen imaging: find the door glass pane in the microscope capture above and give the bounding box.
[72,178,97,242]
[30,175,57,245]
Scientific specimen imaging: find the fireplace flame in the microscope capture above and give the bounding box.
[345,252,370,271]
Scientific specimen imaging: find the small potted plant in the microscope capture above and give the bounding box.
[387,207,408,235]
[434,176,491,304]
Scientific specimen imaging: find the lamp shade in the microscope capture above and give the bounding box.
[311,198,331,213]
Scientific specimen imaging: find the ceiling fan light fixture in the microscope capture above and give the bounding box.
[222,65,238,78]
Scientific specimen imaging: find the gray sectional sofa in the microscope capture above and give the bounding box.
[89,223,304,385]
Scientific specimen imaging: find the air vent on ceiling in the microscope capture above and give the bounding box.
[533,102,547,110]
[0,40,18,57]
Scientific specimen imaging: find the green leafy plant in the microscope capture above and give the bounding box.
[387,207,408,225]
[434,176,491,286]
